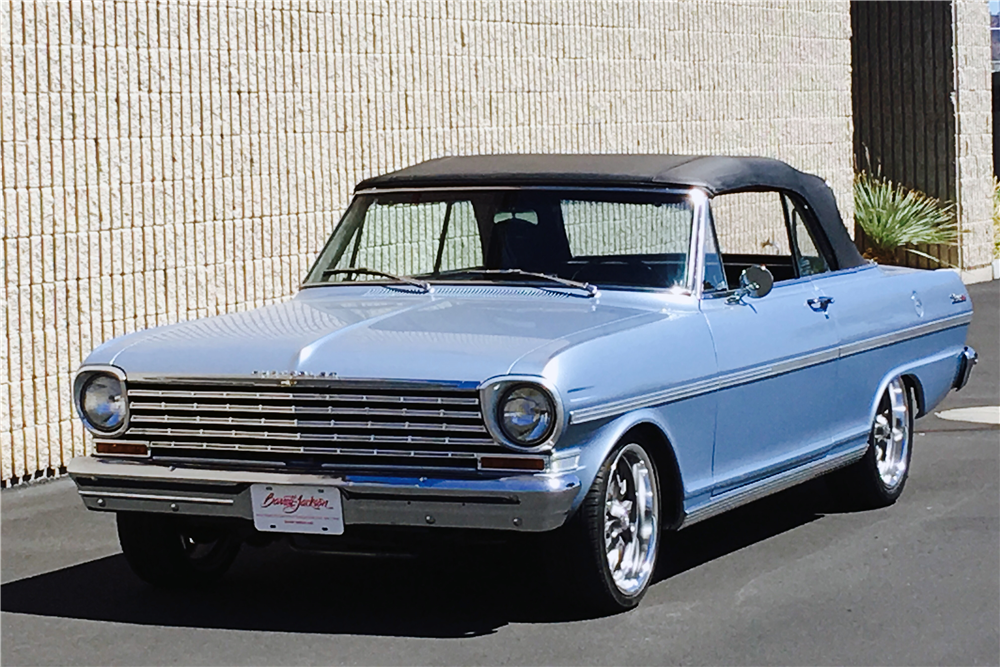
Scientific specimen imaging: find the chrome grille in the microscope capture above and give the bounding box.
[123,379,505,470]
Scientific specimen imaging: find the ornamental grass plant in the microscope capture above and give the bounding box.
[854,171,958,266]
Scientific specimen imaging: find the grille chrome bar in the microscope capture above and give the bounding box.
[149,456,486,475]
[128,388,479,406]
[129,401,481,420]
[148,442,482,458]
[129,428,495,447]
[128,414,489,434]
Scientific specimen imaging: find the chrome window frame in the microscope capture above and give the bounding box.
[696,187,848,301]
[686,188,711,299]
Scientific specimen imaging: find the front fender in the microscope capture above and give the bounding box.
[557,408,686,516]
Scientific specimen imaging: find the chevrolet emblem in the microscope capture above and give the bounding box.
[252,370,338,383]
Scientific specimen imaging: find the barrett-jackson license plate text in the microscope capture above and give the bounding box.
[249,484,344,535]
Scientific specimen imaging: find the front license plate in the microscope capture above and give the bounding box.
[250,484,344,535]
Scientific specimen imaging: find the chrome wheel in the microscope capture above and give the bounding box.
[603,443,659,596]
[872,378,911,490]
[828,377,914,509]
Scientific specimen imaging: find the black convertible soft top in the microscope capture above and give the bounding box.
[356,154,865,270]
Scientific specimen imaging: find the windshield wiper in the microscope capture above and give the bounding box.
[439,269,598,297]
[321,268,431,293]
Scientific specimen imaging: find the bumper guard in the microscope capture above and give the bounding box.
[953,346,978,391]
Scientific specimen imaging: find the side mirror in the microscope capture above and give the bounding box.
[740,265,774,298]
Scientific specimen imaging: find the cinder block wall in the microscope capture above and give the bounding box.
[0,0,854,486]
[954,0,995,280]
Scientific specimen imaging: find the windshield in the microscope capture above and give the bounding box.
[303,189,695,291]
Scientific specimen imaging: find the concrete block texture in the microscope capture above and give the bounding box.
[0,0,894,486]
[953,0,995,274]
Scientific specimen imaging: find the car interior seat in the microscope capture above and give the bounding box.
[486,211,571,274]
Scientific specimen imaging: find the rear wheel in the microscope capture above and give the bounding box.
[117,513,241,587]
[830,377,914,508]
[549,439,661,613]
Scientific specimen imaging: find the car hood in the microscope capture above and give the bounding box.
[91,286,669,383]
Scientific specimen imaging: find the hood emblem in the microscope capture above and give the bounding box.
[252,370,338,385]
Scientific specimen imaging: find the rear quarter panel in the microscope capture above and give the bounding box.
[814,265,972,446]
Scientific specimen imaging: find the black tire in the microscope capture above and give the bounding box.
[546,438,661,614]
[829,377,915,509]
[117,513,241,587]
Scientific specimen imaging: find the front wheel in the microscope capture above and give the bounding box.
[830,377,914,509]
[549,440,661,613]
[117,513,241,587]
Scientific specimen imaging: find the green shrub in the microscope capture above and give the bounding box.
[854,171,958,266]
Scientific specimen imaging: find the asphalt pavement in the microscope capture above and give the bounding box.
[2,280,997,666]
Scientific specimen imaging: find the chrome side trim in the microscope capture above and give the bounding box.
[570,313,971,424]
[570,378,717,424]
[679,437,869,529]
[838,312,972,358]
[570,346,839,424]
[78,490,235,506]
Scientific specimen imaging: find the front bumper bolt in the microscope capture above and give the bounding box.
[96,498,105,507]
[170,503,179,512]
[425,514,435,524]
[512,517,522,527]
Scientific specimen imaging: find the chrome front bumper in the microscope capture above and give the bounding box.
[67,457,581,532]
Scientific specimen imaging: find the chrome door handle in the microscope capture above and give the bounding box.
[807,296,834,312]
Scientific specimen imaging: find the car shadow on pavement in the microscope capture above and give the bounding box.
[0,477,851,637]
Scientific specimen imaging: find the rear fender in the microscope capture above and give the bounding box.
[868,345,965,422]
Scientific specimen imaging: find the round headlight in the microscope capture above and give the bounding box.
[79,374,126,432]
[499,384,554,446]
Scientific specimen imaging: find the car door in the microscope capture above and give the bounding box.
[780,194,931,451]
[700,191,840,495]
[807,267,906,449]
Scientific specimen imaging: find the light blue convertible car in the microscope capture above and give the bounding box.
[68,155,976,612]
